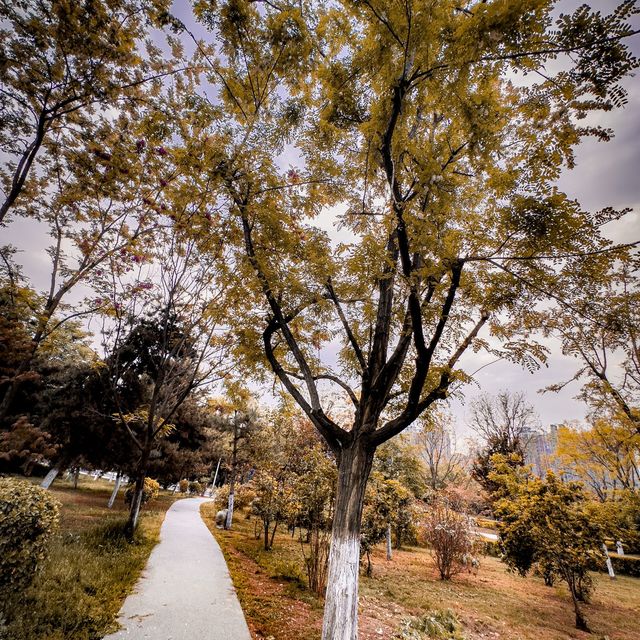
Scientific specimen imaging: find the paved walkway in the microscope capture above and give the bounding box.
[104,498,252,640]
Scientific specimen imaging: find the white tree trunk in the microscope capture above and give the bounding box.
[108,472,122,508]
[225,491,235,529]
[321,441,373,640]
[322,534,361,640]
[386,524,393,561]
[130,484,144,531]
[40,467,59,489]
[212,457,221,489]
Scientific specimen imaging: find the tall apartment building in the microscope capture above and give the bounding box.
[522,424,560,477]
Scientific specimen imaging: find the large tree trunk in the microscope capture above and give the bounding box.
[321,440,374,640]
[108,471,122,508]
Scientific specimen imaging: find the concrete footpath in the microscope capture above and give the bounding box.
[104,497,252,640]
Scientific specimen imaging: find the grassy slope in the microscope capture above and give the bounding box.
[4,475,178,640]
[201,503,640,640]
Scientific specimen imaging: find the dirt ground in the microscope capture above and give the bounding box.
[201,504,640,640]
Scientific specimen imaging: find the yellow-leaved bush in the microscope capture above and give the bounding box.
[124,477,160,507]
[0,478,60,609]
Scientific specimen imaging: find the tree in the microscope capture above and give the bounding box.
[0,251,37,400]
[0,112,179,421]
[470,391,537,496]
[0,1,188,417]
[492,461,604,632]
[181,3,638,638]
[0,257,106,478]
[542,257,640,429]
[0,0,177,225]
[556,414,640,501]
[146,396,223,488]
[210,389,261,531]
[360,472,413,575]
[371,442,421,549]
[291,444,337,596]
[100,228,231,537]
[252,470,295,550]
[416,410,465,491]
[422,498,475,581]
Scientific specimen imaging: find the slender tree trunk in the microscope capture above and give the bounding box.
[108,471,122,508]
[321,440,374,640]
[225,418,239,530]
[125,445,151,539]
[125,472,146,539]
[395,526,403,550]
[386,524,393,561]
[73,468,80,489]
[270,520,279,549]
[264,520,270,550]
[0,119,46,225]
[569,581,589,631]
[212,457,221,489]
[225,485,235,530]
[41,466,60,489]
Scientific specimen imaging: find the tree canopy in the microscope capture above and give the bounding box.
[0,2,638,639]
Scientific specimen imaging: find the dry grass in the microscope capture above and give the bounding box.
[202,503,640,640]
[3,474,178,640]
[201,504,323,640]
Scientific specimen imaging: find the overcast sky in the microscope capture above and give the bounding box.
[3,1,639,444]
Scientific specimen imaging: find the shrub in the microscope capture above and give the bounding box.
[214,483,256,510]
[124,477,160,506]
[188,481,202,495]
[234,483,257,509]
[421,501,475,580]
[394,610,463,639]
[179,479,189,493]
[0,478,60,609]
[214,484,230,509]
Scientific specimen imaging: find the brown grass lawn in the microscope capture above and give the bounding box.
[201,503,640,640]
[5,474,179,640]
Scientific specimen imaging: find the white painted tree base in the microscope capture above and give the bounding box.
[40,467,59,489]
[108,474,122,508]
[322,534,360,640]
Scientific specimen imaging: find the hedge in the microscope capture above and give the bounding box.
[478,539,501,557]
[609,553,640,578]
